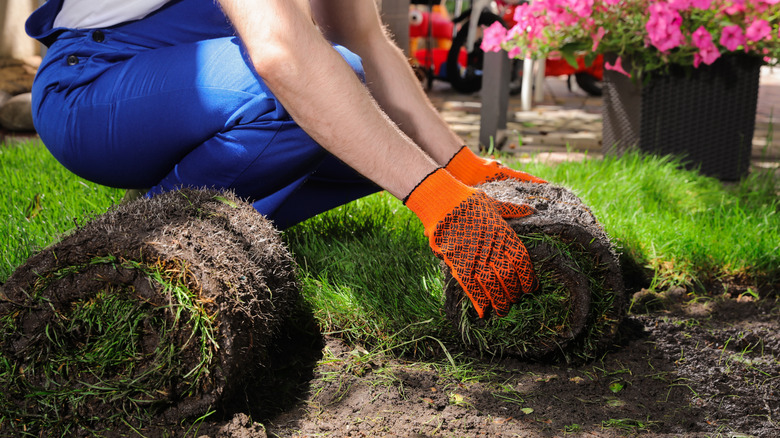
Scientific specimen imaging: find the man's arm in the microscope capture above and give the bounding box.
[216,0,438,199]
[218,0,540,318]
[311,0,464,166]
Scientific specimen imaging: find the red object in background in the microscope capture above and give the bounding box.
[545,55,604,80]
[501,5,516,27]
[409,9,453,40]
[410,2,603,93]
[499,3,603,81]
[414,48,466,77]
[409,7,459,79]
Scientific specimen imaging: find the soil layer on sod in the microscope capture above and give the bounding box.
[0,189,300,435]
[444,181,627,362]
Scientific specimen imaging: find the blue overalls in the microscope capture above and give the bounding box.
[26,0,379,229]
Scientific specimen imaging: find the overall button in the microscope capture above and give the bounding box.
[92,30,105,43]
[66,55,79,66]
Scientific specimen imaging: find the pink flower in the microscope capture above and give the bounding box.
[546,0,579,27]
[569,0,595,18]
[481,21,507,53]
[694,43,720,67]
[724,0,746,15]
[745,20,771,43]
[720,24,746,51]
[507,46,524,59]
[592,27,606,52]
[668,0,692,10]
[605,56,631,78]
[691,26,713,50]
[512,3,548,40]
[646,3,684,52]
[497,0,777,75]
[507,24,523,40]
[513,3,531,24]
[690,26,721,65]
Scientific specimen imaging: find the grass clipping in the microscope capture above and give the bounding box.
[444,181,627,361]
[0,189,299,434]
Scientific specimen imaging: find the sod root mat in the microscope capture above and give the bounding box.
[0,189,300,435]
[444,181,627,361]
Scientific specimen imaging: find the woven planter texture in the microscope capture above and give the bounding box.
[602,54,762,181]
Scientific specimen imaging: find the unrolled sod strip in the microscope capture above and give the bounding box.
[0,189,299,433]
[444,181,627,361]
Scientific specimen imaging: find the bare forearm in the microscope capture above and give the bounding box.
[357,36,464,165]
[311,0,463,165]
[217,0,438,199]
[262,40,436,199]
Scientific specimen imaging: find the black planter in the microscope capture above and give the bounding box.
[602,54,763,181]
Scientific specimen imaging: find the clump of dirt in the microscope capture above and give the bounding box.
[0,189,301,435]
[444,181,627,362]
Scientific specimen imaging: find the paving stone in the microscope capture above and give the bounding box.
[0,92,34,131]
[0,57,37,95]
[441,113,480,124]
[429,67,779,164]
[0,90,10,108]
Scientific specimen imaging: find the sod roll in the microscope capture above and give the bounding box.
[0,189,299,433]
[444,181,627,362]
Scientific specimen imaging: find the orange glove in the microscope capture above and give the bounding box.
[445,146,546,186]
[405,168,539,318]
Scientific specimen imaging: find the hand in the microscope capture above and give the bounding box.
[405,169,538,318]
[445,146,547,186]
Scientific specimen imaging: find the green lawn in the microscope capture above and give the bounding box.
[0,139,125,279]
[2,138,778,356]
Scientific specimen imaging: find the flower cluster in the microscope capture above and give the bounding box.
[481,0,779,77]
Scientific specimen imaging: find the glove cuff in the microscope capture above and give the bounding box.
[404,168,475,232]
[446,145,548,185]
[444,146,493,186]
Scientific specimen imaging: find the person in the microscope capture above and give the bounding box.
[26,0,546,318]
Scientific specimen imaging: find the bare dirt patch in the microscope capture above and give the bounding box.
[175,290,779,438]
[245,294,778,438]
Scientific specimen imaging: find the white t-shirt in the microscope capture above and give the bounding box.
[53,0,170,29]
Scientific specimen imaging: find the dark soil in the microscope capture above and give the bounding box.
[193,291,779,438]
